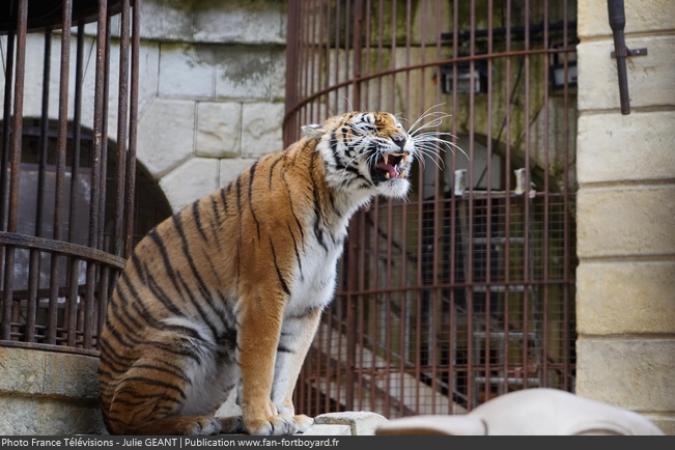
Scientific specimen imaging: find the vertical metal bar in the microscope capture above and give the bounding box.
[345,225,357,410]
[300,0,310,126]
[114,0,129,258]
[0,30,15,235]
[414,0,426,414]
[322,0,330,119]
[502,0,512,396]
[522,0,531,390]
[48,0,73,345]
[344,0,352,112]
[83,0,109,349]
[400,0,412,415]
[370,212,379,411]
[125,0,140,258]
[98,266,110,342]
[357,213,366,410]
[66,256,79,346]
[362,0,371,110]
[449,0,459,414]
[284,0,301,145]
[26,31,52,343]
[430,0,442,414]
[389,0,397,113]
[466,0,476,410]
[68,24,85,244]
[562,0,571,392]
[1,0,27,341]
[333,0,341,113]
[98,13,112,252]
[375,0,383,109]
[484,0,494,402]
[542,0,550,388]
[66,23,86,347]
[352,0,363,110]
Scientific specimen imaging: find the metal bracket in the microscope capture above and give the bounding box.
[611,47,648,58]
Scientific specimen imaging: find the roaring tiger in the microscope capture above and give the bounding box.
[98,111,422,436]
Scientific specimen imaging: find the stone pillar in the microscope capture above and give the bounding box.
[575,0,675,434]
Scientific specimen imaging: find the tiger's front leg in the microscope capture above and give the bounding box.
[271,307,322,433]
[238,287,300,436]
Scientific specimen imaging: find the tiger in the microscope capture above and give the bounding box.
[98,111,419,436]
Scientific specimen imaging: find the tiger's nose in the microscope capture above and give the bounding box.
[392,137,407,151]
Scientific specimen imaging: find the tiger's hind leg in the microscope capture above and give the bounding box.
[104,334,240,435]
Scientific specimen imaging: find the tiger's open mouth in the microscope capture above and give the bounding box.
[374,153,406,180]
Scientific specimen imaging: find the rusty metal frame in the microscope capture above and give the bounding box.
[286,0,577,417]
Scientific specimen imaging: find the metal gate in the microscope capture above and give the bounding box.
[0,0,140,355]
[284,0,577,417]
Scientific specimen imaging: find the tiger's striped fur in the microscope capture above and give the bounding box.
[98,111,416,435]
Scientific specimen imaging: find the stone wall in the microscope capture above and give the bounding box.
[137,0,286,212]
[575,0,675,435]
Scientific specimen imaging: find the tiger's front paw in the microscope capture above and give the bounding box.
[291,414,313,434]
[245,415,297,436]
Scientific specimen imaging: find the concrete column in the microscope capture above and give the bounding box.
[575,0,675,434]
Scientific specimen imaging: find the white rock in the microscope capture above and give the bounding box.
[196,102,242,158]
[302,424,352,436]
[137,98,195,177]
[314,411,389,436]
[160,157,220,212]
[240,102,285,157]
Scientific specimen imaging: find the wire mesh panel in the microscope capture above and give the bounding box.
[0,0,140,355]
[285,0,577,417]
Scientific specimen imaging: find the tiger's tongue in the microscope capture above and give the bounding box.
[376,162,399,179]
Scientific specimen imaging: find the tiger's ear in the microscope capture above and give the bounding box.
[301,123,323,139]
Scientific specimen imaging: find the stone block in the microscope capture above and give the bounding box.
[137,98,195,178]
[0,347,46,396]
[577,185,675,258]
[139,0,285,44]
[160,157,220,212]
[159,43,216,98]
[302,424,352,436]
[140,0,194,42]
[577,111,675,185]
[215,47,285,99]
[577,260,675,335]
[0,347,104,434]
[0,396,104,435]
[578,0,675,39]
[196,102,242,157]
[42,351,100,400]
[646,415,675,435]
[240,102,285,157]
[219,158,256,188]
[314,412,388,436]
[0,347,99,400]
[193,1,285,44]
[576,338,675,412]
[577,36,675,111]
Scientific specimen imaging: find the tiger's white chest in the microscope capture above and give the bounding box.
[286,228,346,316]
